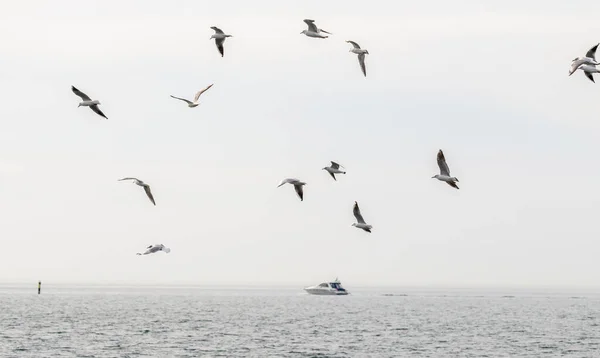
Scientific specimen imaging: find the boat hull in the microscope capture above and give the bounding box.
[304,288,348,296]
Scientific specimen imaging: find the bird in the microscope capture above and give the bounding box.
[136,244,171,255]
[277,178,306,201]
[346,41,369,77]
[170,84,214,108]
[576,64,600,83]
[352,201,372,233]
[210,26,232,57]
[432,150,459,189]
[71,86,107,119]
[118,177,156,205]
[300,19,331,39]
[322,161,346,181]
[569,43,599,76]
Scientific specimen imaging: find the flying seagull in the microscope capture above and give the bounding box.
[576,64,600,83]
[210,26,232,57]
[322,161,346,181]
[277,178,306,201]
[71,86,107,119]
[569,43,599,76]
[432,150,459,189]
[352,201,372,233]
[346,41,369,77]
[170,84,214,107]
[137,244,171,255]
[300,19,331,39]
[118,177,156,205]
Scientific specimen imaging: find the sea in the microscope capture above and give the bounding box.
[1,285,599,357]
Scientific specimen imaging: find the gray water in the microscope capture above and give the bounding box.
[1,285,600,357]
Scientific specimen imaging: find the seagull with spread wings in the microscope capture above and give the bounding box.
[118,177,156,205]
[210,26,232,57]
[277,178,306,201]
[136,244,171,255]
[170,84,214,108]
[432,150,459,189]
[346,41,369,77]
[322,161,346,181]
[300,19,331,39]
[352,201,372,233]
[71,86,108,119]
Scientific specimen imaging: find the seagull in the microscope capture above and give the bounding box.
[71,86,107,119]
[300,19,331,39]
[569,43,599,76]
[432,150,459,189]
[170,84,214,107]
[577,64,600,83]
[118,177,156,205]
[322,161,346,181]
[210,26,232,57]
[352,201,372,233]
[277,178,306,201]
[346,41,369,77]
[136,244,171,255]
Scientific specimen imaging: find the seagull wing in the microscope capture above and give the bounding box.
[90,104,108,119]
[170,95,193,105]
[194,84,214,102]
[586,43,599,60]
[446,181,460,189]
[569,59,584,76]
[358,53,367,77]
[353,201,366,224]
[143,185,156,205]
[71,86,91,101]
[119,177,141,182]
[215,38,225,57]
[211,26,224,34]
[294,184,304,201]
[303,19,318,32]
[346,40,361,49]
[437,150,451,176]
[330,161,341,169]
[328,172,337,181]
[585,71,595,83]
[319,29,332,34]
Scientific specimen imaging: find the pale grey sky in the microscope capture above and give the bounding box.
[1,0,600,287]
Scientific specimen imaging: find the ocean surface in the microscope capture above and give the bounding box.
[1,285,599,357]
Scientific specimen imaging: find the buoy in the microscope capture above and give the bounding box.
[38,281,41,294]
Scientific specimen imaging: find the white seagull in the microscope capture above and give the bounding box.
[137,244,171,255]
[346,41,369,77]
[118,177,156,205]
[71,86,107,119]
[277,178,306,201]
[170,84,214,107]
[576,64,600,83]
[210,26,232,57]
[300,19,331,39]
[352,201,372,233]
[322,161,346,181]
[432,150,459,189]
[569,43,599,76]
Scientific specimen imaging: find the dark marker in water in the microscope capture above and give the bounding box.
[38,281,41,294]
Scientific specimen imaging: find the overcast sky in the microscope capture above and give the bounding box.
[1,0,600,287]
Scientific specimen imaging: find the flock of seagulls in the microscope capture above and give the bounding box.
[65,19,593,253]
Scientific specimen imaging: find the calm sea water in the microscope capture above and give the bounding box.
[1,285,599,357]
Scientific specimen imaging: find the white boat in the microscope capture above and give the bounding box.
[304,278,349,295]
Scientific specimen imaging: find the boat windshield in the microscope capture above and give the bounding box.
[330,283,340,289]
[318,283,329,288]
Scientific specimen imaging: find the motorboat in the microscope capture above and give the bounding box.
[304,278,349,295]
